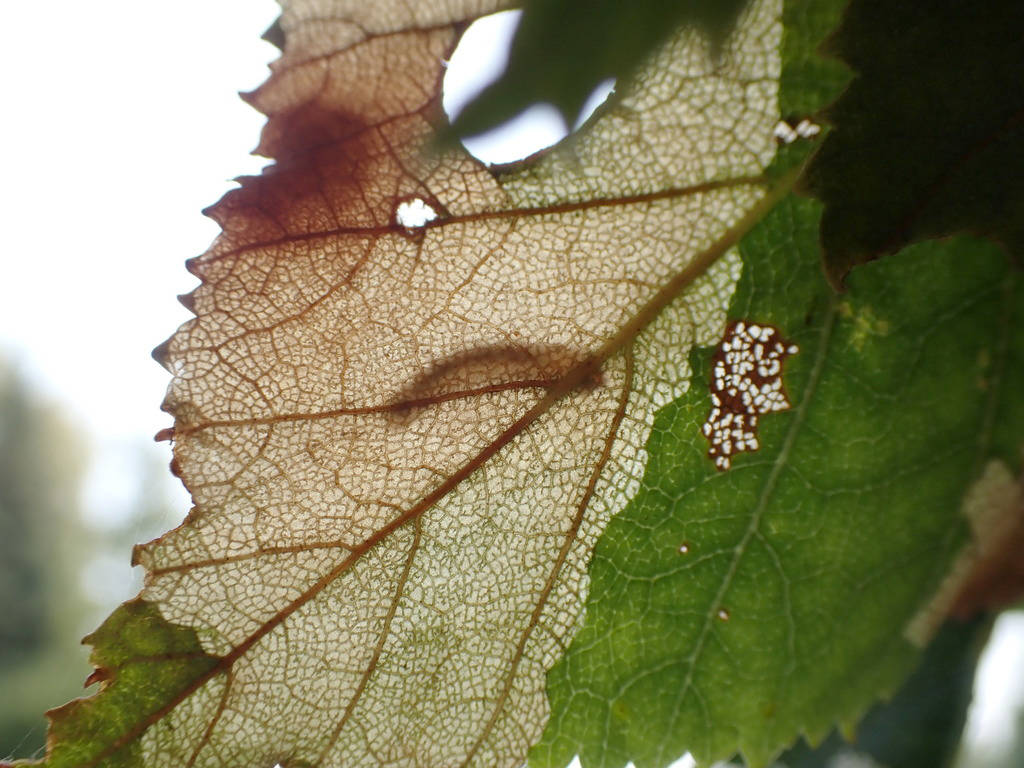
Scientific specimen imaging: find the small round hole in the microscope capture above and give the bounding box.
[395,198,438,228]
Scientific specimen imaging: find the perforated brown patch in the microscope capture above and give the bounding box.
[703,320,798,470]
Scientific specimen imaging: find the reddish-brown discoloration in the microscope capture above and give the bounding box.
[703,320,799,470]
[84,668,112,689]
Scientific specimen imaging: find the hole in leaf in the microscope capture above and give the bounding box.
[575,78,616,129]
[442,10,520,121]
[395,198,438,228]
[442,10,614,165]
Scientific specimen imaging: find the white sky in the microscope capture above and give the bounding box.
[0,3,1019,764]
[1,0,283,525]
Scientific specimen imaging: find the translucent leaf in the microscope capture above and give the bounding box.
[446,0,753,139]
[19,1,794,766]
[14,1,1024,767]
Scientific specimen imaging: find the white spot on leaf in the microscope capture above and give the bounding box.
[795,118,821,138]
[774,117,821,144]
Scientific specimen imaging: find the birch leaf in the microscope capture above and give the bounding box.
[22,1,792,766]
[17,0,1021,766]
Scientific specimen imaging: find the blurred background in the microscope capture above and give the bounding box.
[0,2,1020,766]
[0,0,279,756]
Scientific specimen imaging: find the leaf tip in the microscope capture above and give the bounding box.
[83,667,111,690]
[177,291,196,313]
[151,338,172,370]
[261,17,285,51]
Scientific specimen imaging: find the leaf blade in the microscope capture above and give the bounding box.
[538,197,1024,768]
[38,2,793,766]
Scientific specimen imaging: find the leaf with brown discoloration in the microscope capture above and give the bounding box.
[15,2,1024,767]
[137,3,786,765]
[18,1,797,766]
[907,460,1024,638]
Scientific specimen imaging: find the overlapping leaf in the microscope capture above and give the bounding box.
[802,0,1024,287]
[530,3,1024,760]
[446,0,751,138]
[536,205,1024,768]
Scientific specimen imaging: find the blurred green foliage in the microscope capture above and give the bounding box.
[0,358,90,759]
[0,359,177,760]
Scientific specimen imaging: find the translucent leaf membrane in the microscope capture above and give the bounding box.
[33,0,787,766]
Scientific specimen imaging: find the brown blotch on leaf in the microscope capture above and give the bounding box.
[387,344,599,419]
[906,461,1024,646]
[242,100,370,166]
[702,320,799,470]
[952,473,1024,619]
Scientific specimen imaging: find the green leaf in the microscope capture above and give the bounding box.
[535,205,1024,768]
[447,0,752,140]
[778,616,988,768]
[801,0,1024,289]
[19,600,218,768]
